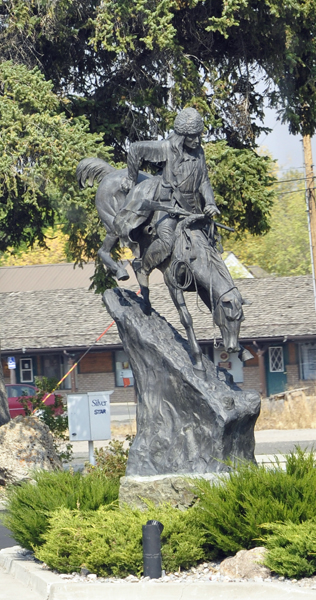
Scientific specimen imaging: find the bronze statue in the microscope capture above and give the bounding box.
[115,108,220,284]
[77,108,247,377]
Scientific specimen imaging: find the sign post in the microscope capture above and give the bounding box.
[67,391,113,465]
[7,357,16,385]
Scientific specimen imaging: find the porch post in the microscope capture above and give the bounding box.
[9,368,16,385]
[257,348,267,398]
[70,357,76,393]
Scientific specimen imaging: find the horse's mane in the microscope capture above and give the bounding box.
[186,228,234,283]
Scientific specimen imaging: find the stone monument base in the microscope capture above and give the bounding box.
[103,288,261,477]
[119,473,228,510]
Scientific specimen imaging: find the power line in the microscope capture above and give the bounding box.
[275,176,313,184]
[277,187,314,195]
[278,166,305,171]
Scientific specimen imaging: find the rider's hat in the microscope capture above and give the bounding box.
[174,108,204,136]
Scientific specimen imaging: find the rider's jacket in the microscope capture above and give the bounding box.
[114,136,217,253]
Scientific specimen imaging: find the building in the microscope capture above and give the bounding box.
[1,263,316,399]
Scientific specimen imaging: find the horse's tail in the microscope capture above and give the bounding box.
[76,157,116,189]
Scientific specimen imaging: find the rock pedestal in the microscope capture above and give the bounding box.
[103,288,260,478]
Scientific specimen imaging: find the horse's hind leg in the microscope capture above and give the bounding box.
[167,281,206,379]
[98,233,129,281]
[132,259,151,315]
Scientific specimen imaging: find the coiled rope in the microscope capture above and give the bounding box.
[169,258,193,290]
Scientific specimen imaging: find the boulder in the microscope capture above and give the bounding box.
[0,416,62,485]
[119,474,197,510]
[103,288,260,477]
[119,472,229,510]
[220,547,270,580]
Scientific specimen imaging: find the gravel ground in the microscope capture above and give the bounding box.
[14,550,314,589]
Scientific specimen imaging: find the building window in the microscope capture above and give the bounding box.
[43,355,61,380]
[300,342,316,380]
[115,351,134,387]
[20,358,33,383]
[269,347,284,373]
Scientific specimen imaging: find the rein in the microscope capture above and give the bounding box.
[213,286,238,312]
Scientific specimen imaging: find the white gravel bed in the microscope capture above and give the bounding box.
[13,550,314,590]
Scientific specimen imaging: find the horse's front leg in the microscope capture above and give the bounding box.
[98,232,129,281]
[167,283,206,380]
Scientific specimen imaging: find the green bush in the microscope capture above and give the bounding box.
[262,520,316,578]
[194,448,316,555]
[85,437,134,479]
[17,376,72,462]
[7,448,316,577]
[35,502,210,576]
[3,470,119,550]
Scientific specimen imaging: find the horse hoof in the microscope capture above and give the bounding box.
[116,268,130,281]
[193,365,206,380]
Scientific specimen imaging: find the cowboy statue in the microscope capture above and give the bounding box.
[76,107,250,374]
[113,107,220,293]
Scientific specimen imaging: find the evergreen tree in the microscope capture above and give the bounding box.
[224,171,311,276]
[0,60,113,421]
[0,0,315,155]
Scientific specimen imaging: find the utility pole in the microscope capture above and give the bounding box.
[303,135,316,310]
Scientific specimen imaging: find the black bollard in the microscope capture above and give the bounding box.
[142,519,164,579]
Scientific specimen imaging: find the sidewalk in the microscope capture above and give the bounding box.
[1,547,316,600]
[0,564,42,600]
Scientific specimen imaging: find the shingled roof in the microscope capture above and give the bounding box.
[1,275,315,353]
[0,261,163,292]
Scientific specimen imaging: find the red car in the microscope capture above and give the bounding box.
[5,384,62,418]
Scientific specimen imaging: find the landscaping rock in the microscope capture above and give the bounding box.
[119,474,197,509]
[0,415,62,484]
[119,472,228,509]
[219,547,270,580]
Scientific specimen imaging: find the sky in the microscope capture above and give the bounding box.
[257,105,316,176]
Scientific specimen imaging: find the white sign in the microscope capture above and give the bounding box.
[67,391,113,441]
[7,357,16,370]
[120,369,133,379]
[214,348,244,383]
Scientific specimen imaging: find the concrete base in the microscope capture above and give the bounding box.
[119,473,227,510]
[1,547,316,600]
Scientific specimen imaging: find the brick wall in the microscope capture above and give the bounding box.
[237,363,315,396]
[238,366,261,393]
[77,372,136,403]
[285,363,316,392]
[286,363,300,388]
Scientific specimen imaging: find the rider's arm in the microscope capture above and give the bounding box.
[126,140,168,186]
[199,151,220,216]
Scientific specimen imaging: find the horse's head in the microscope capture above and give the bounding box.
[213,288,245,353]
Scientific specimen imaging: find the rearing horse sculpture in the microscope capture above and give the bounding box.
[76,157,247,378]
